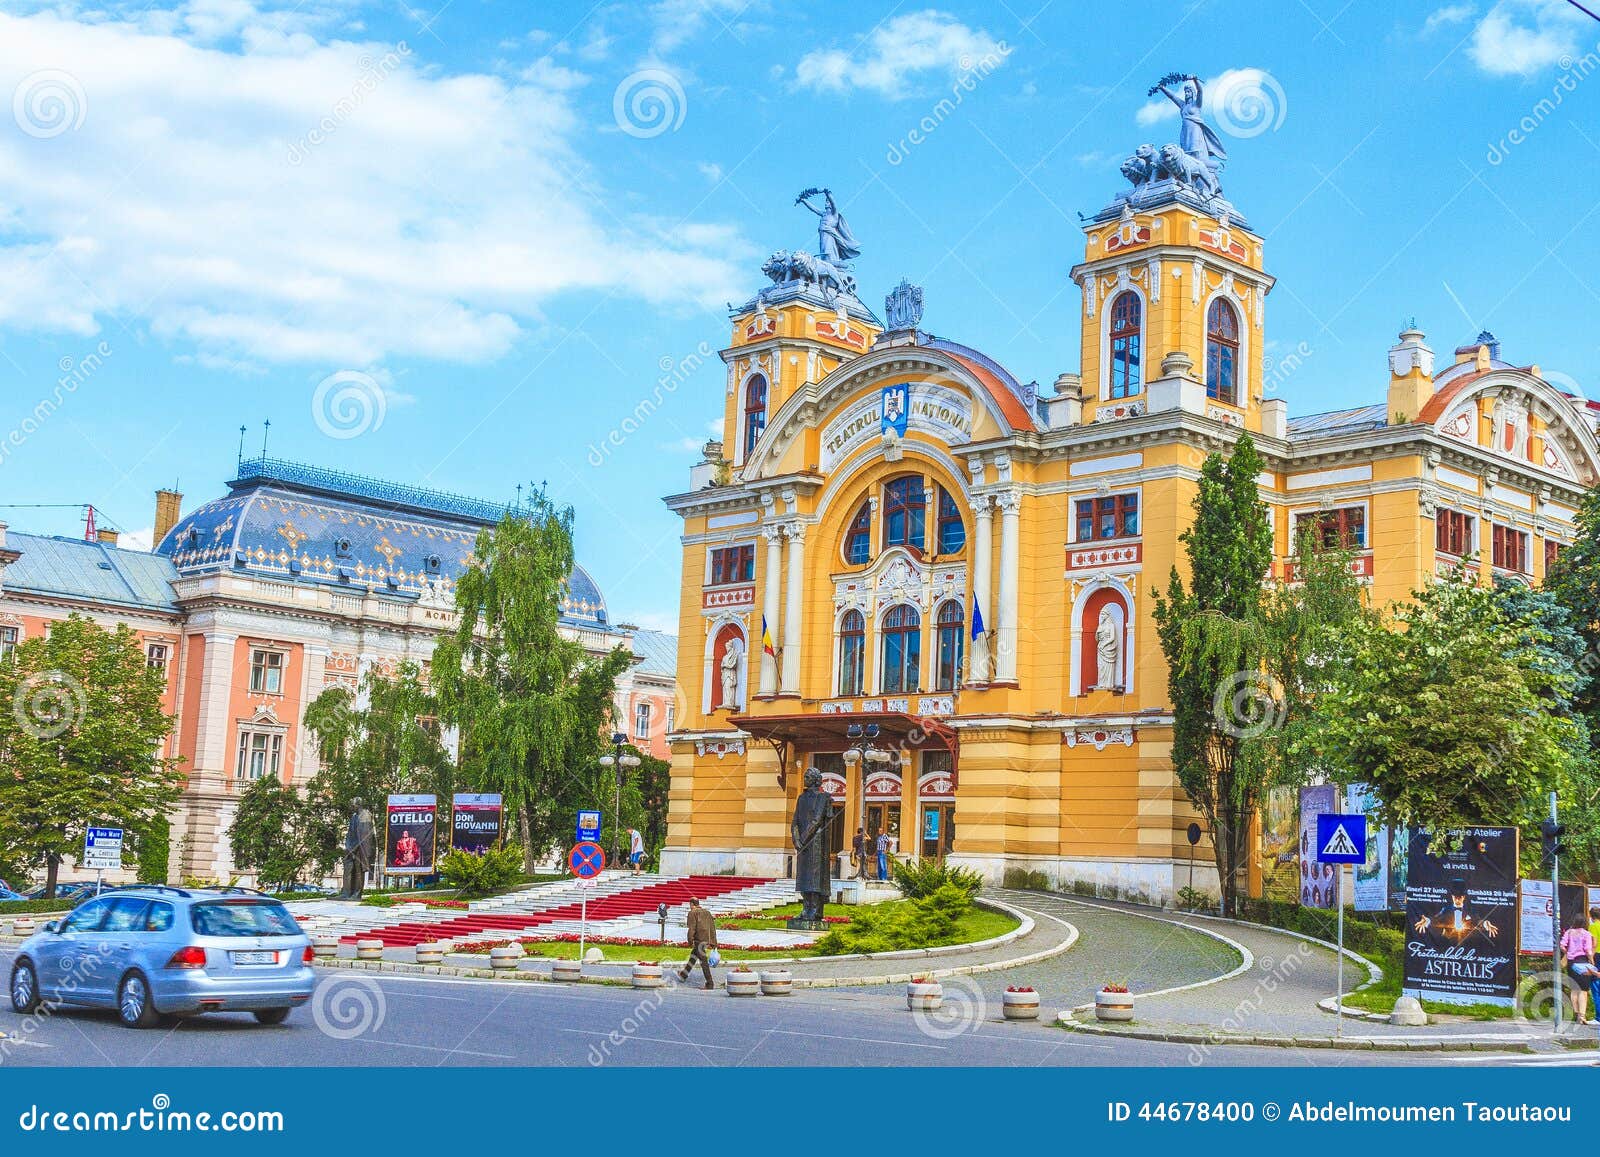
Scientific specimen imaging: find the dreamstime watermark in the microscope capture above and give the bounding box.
[1211,670,1287,740]
[585,984,670,1065]
[587,341,714,466]
[15,1093,283,1133]
[886,43,1012,166]
[911,974,987,1039]
[12,670,88,741]
[311,370,386,439]
[1209,70,1287,139]
[286,43,410,165]
[1183,941,1313,1064]
[613,69,687,139]
[12,69,86,139]
[310,973,387,1040]
[0,341,113,470]
[1486,41,1600,166]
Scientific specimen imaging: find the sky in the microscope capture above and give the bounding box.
[0,0,1598,633]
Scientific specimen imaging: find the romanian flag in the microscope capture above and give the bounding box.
[970,594,985,640]
[761,615,777,657]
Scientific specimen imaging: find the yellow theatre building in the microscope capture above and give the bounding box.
[659,129,1600,904]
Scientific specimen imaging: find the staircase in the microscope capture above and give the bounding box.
[340,874,786,947]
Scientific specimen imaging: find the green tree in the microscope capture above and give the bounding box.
[431,493,633,869]
[1309,573,1588,847]
[0,615,182,896]
[1545,486,1600,732]
[228,776,332,890]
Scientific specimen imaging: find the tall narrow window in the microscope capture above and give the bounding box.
[1436,510,1474,557]
[0,625,18,662]
[1492,524,1528,573]
[1108,292,1142,399]
[743,375,768,458]
[249,649,283,694]
[880,604,921,694]
[936,487,965,554]
[838,609,866,696]
[934,600,964,691]
[1205,298,1240,404]
[845,502,872,565]
[235,730,282,780]
[634,702,651,740]
[884,476,926,550]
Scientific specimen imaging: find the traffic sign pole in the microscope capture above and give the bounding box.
[1551,791,1562,1037]
[580,881,588,962]
[1335,864,1344,1040]
[1314,811,1366,1041]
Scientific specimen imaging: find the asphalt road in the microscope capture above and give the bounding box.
[0,951,1486,1068]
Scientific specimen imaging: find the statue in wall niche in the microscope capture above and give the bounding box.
[336,799,376,900]
[1095,605,1121,691]
[789,767,834,926]
[718,636,743,710]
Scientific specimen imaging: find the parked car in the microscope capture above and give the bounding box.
[23,881,100,902]
[0,887,26,902]
[8,886,314,1028]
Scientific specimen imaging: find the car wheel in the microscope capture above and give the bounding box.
[10,960,39,1013]
[253,1008,290,1026]
[117,971,161,1029]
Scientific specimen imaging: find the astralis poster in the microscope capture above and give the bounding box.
[386,794,438,876]
[1403,827,1518,1006]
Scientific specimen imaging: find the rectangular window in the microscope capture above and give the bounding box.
[1492,525,1528,573]
[235,730,283,780]
[249,649,284,694]
[1435,509,1474,557]
[1294,506,1366,550]
[1074,494,1139,542]
[1546,539,1565,573]
[146,642,169,674]
[665,705,675,734]
[634,701,651,740]
[0,626,17,662]
[708,544,755,586]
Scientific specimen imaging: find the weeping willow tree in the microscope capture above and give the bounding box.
[1153,434,1369,914]
[430,491,633,871]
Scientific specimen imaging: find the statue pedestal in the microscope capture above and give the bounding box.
[785,918,828,932]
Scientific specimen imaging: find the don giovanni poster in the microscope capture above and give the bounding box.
[1403,827,1518,1006]
[451,793,503,854]
[385,794,437,875]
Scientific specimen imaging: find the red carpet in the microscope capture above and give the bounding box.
[339,876,775,947]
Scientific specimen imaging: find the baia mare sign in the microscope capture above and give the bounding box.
[819,382,973,472]
[1402,827,1519,1006]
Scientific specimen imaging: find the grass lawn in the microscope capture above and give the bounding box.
[1339,952,1514,1020]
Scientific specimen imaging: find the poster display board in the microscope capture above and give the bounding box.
[1345,784,1389,912]
[1402,827,1519,1006]
[1298,784,1337,909]
[451,793,504,854]
[386,794,438,875]
[1518,879,1588,956]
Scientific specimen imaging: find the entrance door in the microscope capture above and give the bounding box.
[827,802,846,858]
[865,803,900,842]
[920,804,955,860]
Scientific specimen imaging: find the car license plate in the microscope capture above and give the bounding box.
[232,950,276,965]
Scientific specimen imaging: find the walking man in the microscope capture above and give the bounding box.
[628,827,645,874]
[677,897,718,990]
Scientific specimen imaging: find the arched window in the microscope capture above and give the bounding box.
[1205,299,1240,404]
[845,501,872,565]
[936,487,965,554]
[837,609,866,696]
[1109,292,1142,399]
[934,600,964,691]
[743,375,768,457]
[880,604,921,694]
[884,476,926,550]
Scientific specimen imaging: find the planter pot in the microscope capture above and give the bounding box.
[1002,990,1041,1020]
[632,963,666,989]
[1095,990,1134,1022]
[11,917,37,936]
[551,959,583,983]
[759,970,793,996]
[311,934,339,958]
[906,981,944,1011]
[725,971,760,997]
[355,939,384,961]
[488,946,523,971]
[414,944,445,965]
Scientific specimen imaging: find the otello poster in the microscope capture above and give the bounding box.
[386,793,438,875]
[451,793,504,854]
[1403,827,1519,1006]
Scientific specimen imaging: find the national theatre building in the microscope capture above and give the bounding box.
[660,96,1600,902]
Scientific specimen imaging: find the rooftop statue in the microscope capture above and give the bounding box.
[1151,73,1227,171]
[795,187,861,266]
[1109,72,1234,215]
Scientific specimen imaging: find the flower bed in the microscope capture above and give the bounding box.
[455,933,797,955]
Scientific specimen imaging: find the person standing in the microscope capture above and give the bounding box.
[875,828,891,882]
[852,827,869,879]
[1559,910,1595,1026]
[677,898,718,990]
[628,828,645,874]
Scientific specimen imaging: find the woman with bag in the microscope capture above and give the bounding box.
[1559,910,1596,1025]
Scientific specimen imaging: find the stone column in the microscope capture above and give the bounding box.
[780,522,805,696]
[995,490,1021,684]
[759,524,782,696]
[898,754,919,863]
[192,631,239,789]
[969,495,993,684]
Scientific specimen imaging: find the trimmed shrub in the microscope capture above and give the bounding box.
[438,845,525,897]
[814,885,974,954]
[891,858,983,900]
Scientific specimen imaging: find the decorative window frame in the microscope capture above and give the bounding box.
[832,605,871,698]
[1069,486,1142,545]
[1288,499,1371,552]
[704,540,757,587]
[1200,283,1251,415]
[1098,283,1149,402]
[876,599,924,696]
[247,646,287,696]
[737,370,770,468]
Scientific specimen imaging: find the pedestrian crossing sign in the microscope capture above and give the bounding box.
[1315,813,1367,864]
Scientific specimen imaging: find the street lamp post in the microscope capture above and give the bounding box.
[599,730,641,870]
[843,723,896,884]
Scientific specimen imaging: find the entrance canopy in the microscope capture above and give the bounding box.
[729,711,957,789]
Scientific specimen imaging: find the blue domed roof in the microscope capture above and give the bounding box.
[156,458,611,628]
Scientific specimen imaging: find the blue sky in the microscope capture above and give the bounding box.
[1,0,1598,632]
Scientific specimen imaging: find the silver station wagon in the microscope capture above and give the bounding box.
[9,886,315,1028]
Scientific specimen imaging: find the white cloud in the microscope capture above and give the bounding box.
[1423,4,1477,34]
[628,609,680,634]
[0,9,750,366]
[1468,0,1587,76]
[118,526,155,552]
[697,161,723,182]
[795,10,1008,98]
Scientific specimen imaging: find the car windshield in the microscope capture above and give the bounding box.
[189,900,300,938]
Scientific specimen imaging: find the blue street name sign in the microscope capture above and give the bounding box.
[576,810,601,843]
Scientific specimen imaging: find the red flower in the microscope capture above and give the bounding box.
[1101,983,1129,994]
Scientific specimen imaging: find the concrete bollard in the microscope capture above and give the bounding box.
[355,939,384,961]
[488,946,522,971]
[1002,988,1041,1020]
[415,943,446,965]
[725,969,760,997]
[312,934,339,959]
[632,962,666,989]
[906,980,943,1011]
[11,917,37,936]
[551,959,582,983]
[759,970,793,996]
[1389,995,1428,1026]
